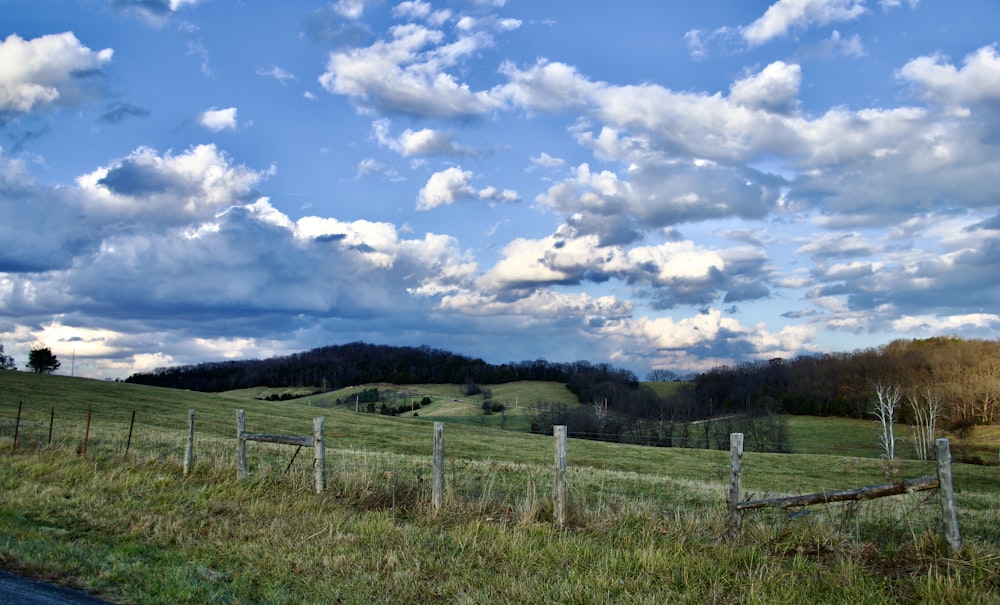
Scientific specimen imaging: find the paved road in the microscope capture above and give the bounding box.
[0,570,114,605]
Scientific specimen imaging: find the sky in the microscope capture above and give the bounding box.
[1,0,999,381]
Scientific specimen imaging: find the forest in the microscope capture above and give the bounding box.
[124,341,638,397]
[125,337,1000,452]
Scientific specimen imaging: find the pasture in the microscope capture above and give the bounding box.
[1,371,998,604]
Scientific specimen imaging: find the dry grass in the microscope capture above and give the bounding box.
[1,371,999,604]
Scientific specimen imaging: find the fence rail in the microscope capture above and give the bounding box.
[728,432,962,553]
[236,409,326,494]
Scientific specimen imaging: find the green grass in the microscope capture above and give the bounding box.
[1,371,999,604]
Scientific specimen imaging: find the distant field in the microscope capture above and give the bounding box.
[223,381,1000,462]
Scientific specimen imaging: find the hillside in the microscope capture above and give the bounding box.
[1,371,999,603]
[124,341,638,394]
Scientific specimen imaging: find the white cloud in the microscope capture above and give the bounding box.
[319,23,503,117]
[416,166,517,210]
[417,167,476,209]
[897,44,1000,109]
[75,144,265,222]
[256,66,296,86]
[890,313,1000,333]
[111,0,204,25]
[372,119,474,156]
[333,0,369,19]
[0,32,113,113]
[742,0,868,47]
[198,106,238,131]
[530,152,566,169]
[355,157,403,181]
[729,61,801,114]
[392,1,451,24]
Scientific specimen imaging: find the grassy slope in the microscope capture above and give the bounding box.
[1,371,998,604]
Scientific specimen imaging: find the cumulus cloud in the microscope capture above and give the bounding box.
[417,166,518,210]
[741,0,867,47]
[729,61,801,114]
[319,23,503,117]
[474,226,771,310]
[1,147,483,378]
[198,107,238,131]
[372,119,475,156]
[594,309,820,373]
[0,32,113,114]
[76,144,267,225]
[896,44,1000,110]
[393,1,452,25]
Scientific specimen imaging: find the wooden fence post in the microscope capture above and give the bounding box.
[183,410,195,476]
[936,438,961,554]
[48,404,54,446]
[728,432,744,539]
[553,425,568,529]
[125,408,137,456]
[236,409,247,480]
[432,422,445,513]
[82,405,92,456]
[13,401,22,453]
[313,417,325,494]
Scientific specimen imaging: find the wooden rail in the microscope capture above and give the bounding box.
[735,475,939,511]
[236,409,326,494]
[728,433,961,554]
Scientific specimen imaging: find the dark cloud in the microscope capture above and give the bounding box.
[96,102,150,124]
[723,280,770,303]
[97,158,184,197]
[3,122,51,152]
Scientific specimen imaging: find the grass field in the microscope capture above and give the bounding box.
[1,371,999,604]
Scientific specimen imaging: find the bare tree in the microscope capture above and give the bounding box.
[870,382,900,459]
[646,368,678,382]
[908,388,942,461]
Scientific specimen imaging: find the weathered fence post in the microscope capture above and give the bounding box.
[13,401,22,453]
[553,425,568,529]
[48,404,54,446]
[432,422,445,513]
[936,438,961,554]
[728,432,744,539]
[313,417,325,494]
[82,405,92,456]
[125,408,137,456]
[183,410,195,476]
[236,409,247,480]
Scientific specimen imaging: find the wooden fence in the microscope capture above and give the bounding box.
[430,422,569,525]
[235,409,326,494]
[5,402,965,543]
[727,432,962,553]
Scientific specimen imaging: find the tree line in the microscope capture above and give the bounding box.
[125,342,639,395]
[121,337,998,454]
[690,337,1000,428]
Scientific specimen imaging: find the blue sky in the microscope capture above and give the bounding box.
[2,0,999,380]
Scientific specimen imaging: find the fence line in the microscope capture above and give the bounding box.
[1,400,981,541]
[727,432,962,554]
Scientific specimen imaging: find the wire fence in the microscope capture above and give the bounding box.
[2,397,996,547]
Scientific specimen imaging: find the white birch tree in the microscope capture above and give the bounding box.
[908,388,942,461]
[870,382,900,459]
